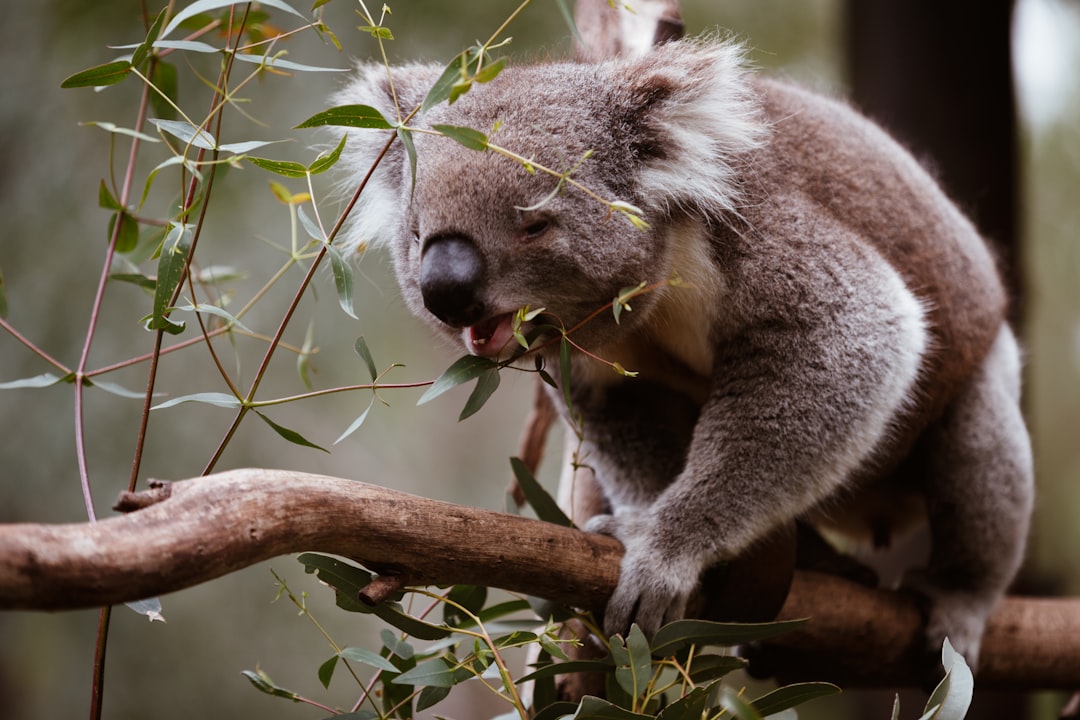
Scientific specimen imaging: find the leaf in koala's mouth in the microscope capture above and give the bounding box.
[466,313,515,357]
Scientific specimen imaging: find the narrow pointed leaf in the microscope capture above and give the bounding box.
[147,222,192,334]
[161,0,305,39]
[421,48,481,113]
[510,457,571,527]
[295,104,392,129]
[339,647,400,673]
[417,685,451,712]
[61,60,132,88]
[91,379,154,400]
[571,695,652,719]
[255,411,329,452]
[152,392,242,410]
[309,133,347,174]
[173,302,251,333]
[149,118,216,150]
[241,669,300,700]
[458,367,499,420]
[99,180,122,210]
[354,336,378,381]
[232,53,345,73]
[124,597,166,622]
[217,138,285,154]
[417,354,498,405]
[718,686,763,720]
[650,619,806,658]
[517,659,613,684]
[318,654,338,688]
[390,658,459,688]
[0,373,65,390]
[325,243,357,319]
[334,396,374,444]
[297,205,324,240]
[149,58,178,120]
[751,682,841,717]
[83,121,161,144]
[432,124,488,151]
[131,6,169,67]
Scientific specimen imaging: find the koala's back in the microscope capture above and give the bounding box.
[728,79,1007,471]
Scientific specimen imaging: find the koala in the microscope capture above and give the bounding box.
[333,38,1034,669]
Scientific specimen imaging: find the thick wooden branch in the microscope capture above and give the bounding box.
[0,469,1077,689]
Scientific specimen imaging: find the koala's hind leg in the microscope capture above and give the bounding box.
[907,324,1033,670]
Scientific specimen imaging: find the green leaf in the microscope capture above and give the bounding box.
[232,52,345,73]
[0,373,65,390]
[458,367,499,420]
[473,56,507,84]
[131,6,169,68]
[339,646,401,673]
[255,411,329,453]
[751,682,840,717]
[108,211,140,253]
[241,668,300,701]
[147,222,192,334]
[510,457,572,527]
[534,702,581,720]
[110,272,157,291]
[391,658,462,688]
[173,303,251,333]
[397,126,417,197]
[61,60,132,88]
[719,685,763,720]
[82,121,161,144]
[421,48,481,113]
[161,0,305,39]
[354,336,378,381]
[570,695,653,720]
[517,659,613,685]
[149,118,216,150]
[295,104,392,129]
[611,625,652,701]
[334,396,374,444]
[655,683,716,720]
[99,180,122,210]
[416,685,451,712]
[417,354,498,405]
[443,585,487,627]
[309,133,347,174]
[91,379,153,400]
[686,654,746,683]
[318,654,338,689]
[650,619,806,659]
[149,59,179,121]
[217,138,286,154]
[432,123,488,152]
[151,391,243,410]
[298,553,374,612]
[325,243,357,319]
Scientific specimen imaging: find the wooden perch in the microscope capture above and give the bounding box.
[1,468,1077,689]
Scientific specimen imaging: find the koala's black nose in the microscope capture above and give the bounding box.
[419,235,486,328]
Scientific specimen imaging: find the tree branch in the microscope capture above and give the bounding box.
[1,468,1077,688]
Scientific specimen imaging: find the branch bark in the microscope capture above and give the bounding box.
[1,468,1077,689]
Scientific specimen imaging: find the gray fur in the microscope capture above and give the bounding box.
[335,39,1033,668]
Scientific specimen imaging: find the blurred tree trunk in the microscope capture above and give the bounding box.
[846,0,1022,324]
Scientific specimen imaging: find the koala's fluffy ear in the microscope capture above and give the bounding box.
[615,40,766,220]
[332,63,443,254]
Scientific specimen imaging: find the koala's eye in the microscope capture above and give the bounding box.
[522,219,551,241]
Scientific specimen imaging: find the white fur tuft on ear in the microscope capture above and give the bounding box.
[329,62,441,255]
[630,39,767,221]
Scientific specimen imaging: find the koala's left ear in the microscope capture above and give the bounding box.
[332,62,444,253]
[614,39,766,219]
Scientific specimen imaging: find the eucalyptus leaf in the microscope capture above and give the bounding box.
[255,411,329,453]
[432,123,488,151]
[390,658,462,688]
[151,392,243,410]
[161,0,305,39]
[339,646,400,672]
[924,638,973,720]
[61,60,132,88]
[147,222,192,335]
[517,659,614,684]
[751,682,841,717]
[232,53,345,73]
[0,373,65,390]
[173,302,251,333]
[718,685,764,720]
[296,104,392,129]
[241,668,300,701]
[91,379,154,400]
[334,396,374,444]
[309,133,347,174]
[149,118,216,150]
[317,654,338,689]
[421,47,481,113]
[149,58,178,120]
[297,205,324,241]
[354,336,378,382]
[458,366,499,420]
[246,156,307,177]
[570,695,653,720]
[649,619,806,658]
[83,121,161,144]
[417,354,498,405]
[510,457,572,526]
[325,243,357,319]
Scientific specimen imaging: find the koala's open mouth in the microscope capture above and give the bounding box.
[464,313,517,358]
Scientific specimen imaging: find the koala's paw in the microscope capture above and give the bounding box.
[903,569,998,674]
[585,511,701,638]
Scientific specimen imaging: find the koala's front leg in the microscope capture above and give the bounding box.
[591,251,928,637]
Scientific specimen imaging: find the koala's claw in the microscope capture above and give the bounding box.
[586,511,699,638]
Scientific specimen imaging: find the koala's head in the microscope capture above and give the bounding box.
[334,39,763,362]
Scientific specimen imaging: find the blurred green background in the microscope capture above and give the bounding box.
[0,1,1077,718]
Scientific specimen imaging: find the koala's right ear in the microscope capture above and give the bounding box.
[332,62,443,254]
